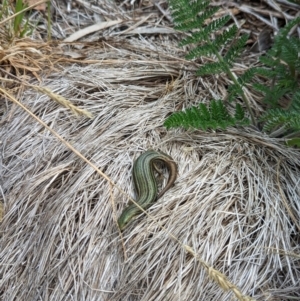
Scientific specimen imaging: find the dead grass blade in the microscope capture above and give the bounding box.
[1,2,300,300]
[1,73,255,301]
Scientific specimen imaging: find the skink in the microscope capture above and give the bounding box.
[118,150,177,231]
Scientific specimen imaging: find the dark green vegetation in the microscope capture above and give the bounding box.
[164,100,249,130]
[164,0,300,144]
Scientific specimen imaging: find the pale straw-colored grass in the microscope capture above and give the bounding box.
[1,1,300,301]
[1,36,299,301]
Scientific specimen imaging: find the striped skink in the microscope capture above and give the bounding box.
[118,150,177,231]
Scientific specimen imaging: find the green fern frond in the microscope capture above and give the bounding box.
[290,91,300,111]
[198,103,211,120]
[254,66,277,77]
[227,83,243,102]
[223,34,249,65]
[227,68,257,102]
[271,18,300,65]
[253,84,291,107]
[174,6,219,31]
[180,15,230,46]
[170,0,210,20]
[184,25,240,59]
[251,83,272,96]
[251,17,300,112]
[234,103,246,120]
[185,44,216,59]
[281,41,298,65]
[258,55,278,67]
[210,99,230,122]
[237,67,257,85]
[290,115,300,129]
[196,61,227,76]
[167,0,300,139]
[164,100,249,130]
[262,116,285,133]
[168,0,256,122]
[203,15,232,38]
[214,25,238,49]
[261,108,300,133]
[263,17,300,70]
[274,16,300,44]
[171,0,216,31]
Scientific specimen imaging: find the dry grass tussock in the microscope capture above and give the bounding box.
[1,1,300,301]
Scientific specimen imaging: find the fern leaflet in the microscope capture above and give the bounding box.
[164,100,250,130]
